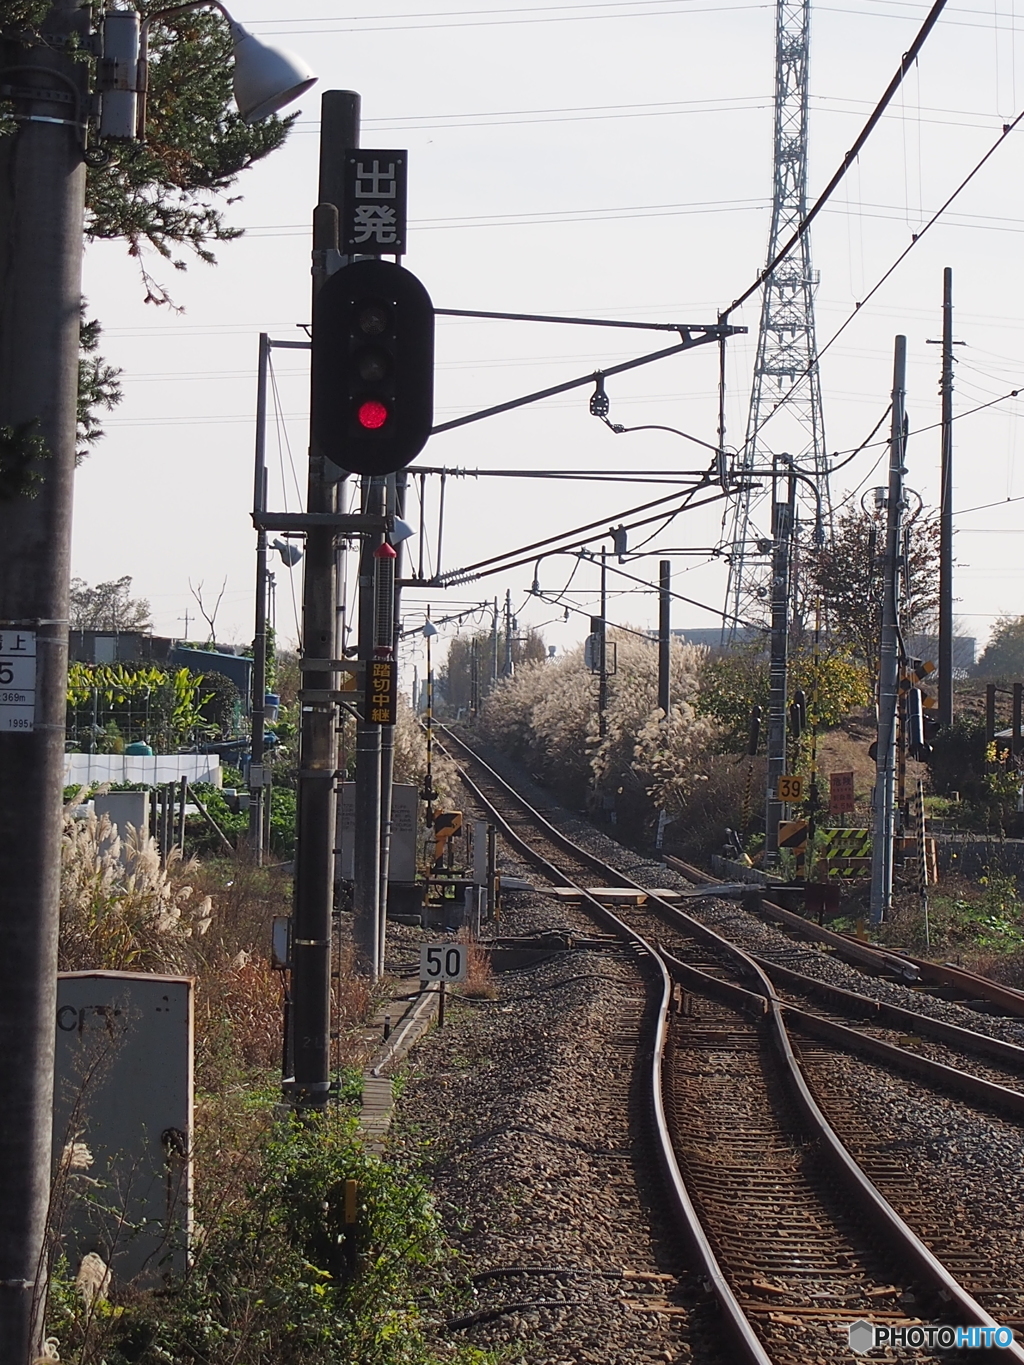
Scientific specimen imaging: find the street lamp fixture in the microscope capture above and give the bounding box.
[98,2,317,142]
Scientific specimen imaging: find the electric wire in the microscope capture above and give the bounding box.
[723,0,950,320]
[743,103,1024,456]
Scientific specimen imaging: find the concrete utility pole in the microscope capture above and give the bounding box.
[291,90,359,1102]
[933,267,958,728]
[503,588,513,677]
[764,465,795,865]
[598,548,609,739]
[870,336,908,925]
[352,476,385,975]
[658,559,671,716]
[249,332,271,862]
[0,5,88,1355]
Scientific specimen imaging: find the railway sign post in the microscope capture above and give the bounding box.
[0,627,36,732]
[420,942,467,1029]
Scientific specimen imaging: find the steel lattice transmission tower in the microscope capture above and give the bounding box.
[723,0,829,637]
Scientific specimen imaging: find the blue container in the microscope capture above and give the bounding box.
[264,693,280,723]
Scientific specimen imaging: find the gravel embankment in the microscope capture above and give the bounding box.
[796,1039,1024,1325]
[388,884,704,1365]
[458,736,1024,1050]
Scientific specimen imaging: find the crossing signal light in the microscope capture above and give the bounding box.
[907,686,932,760]
[312,258,434,476]
[747,704,762,757]
[789,688,807,740]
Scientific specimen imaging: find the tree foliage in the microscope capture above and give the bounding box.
[804,507,939,672]
[439,625,547,716]
[477,631,717,838]
[85,6,295,302]
[697,644,870,752]
[77,313,122,462]
[70,575,151,632]
[976,615,1024,680]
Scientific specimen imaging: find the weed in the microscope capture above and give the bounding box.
[48,1112,497,1365]
[456,938,498,1000]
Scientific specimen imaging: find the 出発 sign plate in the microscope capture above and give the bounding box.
[0,628,36,733]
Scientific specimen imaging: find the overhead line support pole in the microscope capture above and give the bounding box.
[870,335,908,926]
[938,267,955,728]
[291,90,359,1105]
[0,3,89,1356]
[764,462,795,867]
[658,560,671,716]
[250,331,271,862]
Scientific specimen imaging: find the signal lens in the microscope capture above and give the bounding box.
[357,302,389,336]
[357,349,389,382]
[357,399,389,430]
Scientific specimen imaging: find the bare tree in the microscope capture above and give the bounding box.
[69,576,151,633]
[188,577,227,647]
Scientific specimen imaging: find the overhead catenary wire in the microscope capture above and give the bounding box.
[723,0,951,321]
[743,101,1024,458]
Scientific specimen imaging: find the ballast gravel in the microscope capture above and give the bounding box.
[464,738,1024,1051]
[388,930,704,1365]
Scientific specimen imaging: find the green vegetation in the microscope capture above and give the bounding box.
[696,645,869,752]
[976,614,1024,680]
[66,662,223,751]
[48,1112,493,1365]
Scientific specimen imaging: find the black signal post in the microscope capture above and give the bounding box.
[312,258,434,477]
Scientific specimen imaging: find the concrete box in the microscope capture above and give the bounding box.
[53,972,193,1284]
[337,782,419,882]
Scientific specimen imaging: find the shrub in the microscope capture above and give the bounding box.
[48,1113,492,1365]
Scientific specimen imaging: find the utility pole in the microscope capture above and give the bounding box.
[291,90,358,1103]
[870,336,908,925]
[376,471,408,974]
[503,588,513,677]
[598,548,609,739]
[249,332,271,863]
[927,267,960,729]
[353,476,384,976]
[490,597,499,690]
[658,559,671,716]
[764,464,795,865]
[0,5,88,1356]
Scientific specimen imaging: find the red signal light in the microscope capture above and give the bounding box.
[357,399,389,430]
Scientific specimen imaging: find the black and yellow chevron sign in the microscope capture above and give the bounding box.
[819,827,872,859]
[778,819,809,851]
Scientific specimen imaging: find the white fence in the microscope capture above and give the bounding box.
[64,754,222,788]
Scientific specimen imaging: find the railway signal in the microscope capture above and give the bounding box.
[311,257,434,476]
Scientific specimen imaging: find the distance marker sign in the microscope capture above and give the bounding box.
[420,943,467,985]
[0,627,36,732]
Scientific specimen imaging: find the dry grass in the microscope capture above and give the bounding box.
[455,935,498,1000]
[60,801,212,975]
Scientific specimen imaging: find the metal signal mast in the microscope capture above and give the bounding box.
[723,0,829,637]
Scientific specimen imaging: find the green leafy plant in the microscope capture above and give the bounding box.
[696,644,869,752]
[48,1113,495,1365]
[67,662,217,750]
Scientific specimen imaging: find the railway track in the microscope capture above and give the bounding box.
[437,723,1024,1363]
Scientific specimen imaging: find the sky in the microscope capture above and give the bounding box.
[73,0,1024,686]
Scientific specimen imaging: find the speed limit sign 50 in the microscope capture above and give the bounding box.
[420,943,467,984]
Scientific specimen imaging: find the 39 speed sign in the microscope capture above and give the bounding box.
[420,943,467,984]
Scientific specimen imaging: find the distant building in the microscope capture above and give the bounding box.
[671,627,763,650]
[69,630,175,665]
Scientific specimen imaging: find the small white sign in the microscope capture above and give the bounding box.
[420,942,467,985]
[0,628,35,733]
